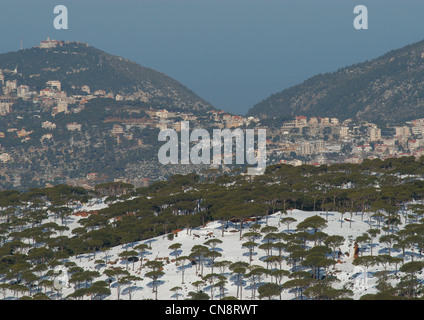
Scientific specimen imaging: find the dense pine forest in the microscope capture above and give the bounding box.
[2,156,424,299]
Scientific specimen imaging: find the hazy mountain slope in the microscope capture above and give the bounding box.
[0,42,212,111]
[247,40,424,124]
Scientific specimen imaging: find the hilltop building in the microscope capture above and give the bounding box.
[38,37,63,49]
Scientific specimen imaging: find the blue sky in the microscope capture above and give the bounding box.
[1,0,424,115]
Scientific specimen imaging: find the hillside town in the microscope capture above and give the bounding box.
[1,38,424,190]
[266,115,424,167]
[2,60,424,189]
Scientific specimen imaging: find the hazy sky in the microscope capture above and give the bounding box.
[1,0,424,115]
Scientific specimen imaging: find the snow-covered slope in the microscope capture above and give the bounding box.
[55,209,414,300]
[3,201,421,300]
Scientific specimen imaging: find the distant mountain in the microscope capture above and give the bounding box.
[0,41,212,111]
[247,39,424,124]
[0,40,219,190]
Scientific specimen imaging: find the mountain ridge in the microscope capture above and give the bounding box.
[247,39,424,124]
[0,41,213,111]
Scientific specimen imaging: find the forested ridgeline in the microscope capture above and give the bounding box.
[1,156,424,299]
[1,156,424,256]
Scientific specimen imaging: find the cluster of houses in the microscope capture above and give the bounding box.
[266,116,424,166]
[3,37,424,177]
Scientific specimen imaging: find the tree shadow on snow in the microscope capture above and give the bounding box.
[121,285,143,296]
[146,280,165,290]
[169,250,183,257]
[242,252,258,258]
[176,263,192,272]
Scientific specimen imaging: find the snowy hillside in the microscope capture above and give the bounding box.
[23,207,420,300]
[2,187,424,301]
